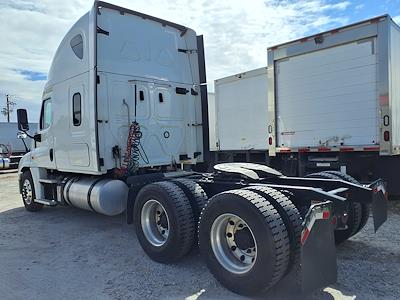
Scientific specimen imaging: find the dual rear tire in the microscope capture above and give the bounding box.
[134,180,301,295]
[198,188,300,295]
[133,180,207,263]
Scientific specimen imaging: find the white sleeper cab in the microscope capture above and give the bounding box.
[17,1,388,296]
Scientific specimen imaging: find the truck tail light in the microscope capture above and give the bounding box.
[384,131,390,141]
[268,137,273,145]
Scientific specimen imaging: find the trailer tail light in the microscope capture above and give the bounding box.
[268,137,273,145]
[384,131,390,141]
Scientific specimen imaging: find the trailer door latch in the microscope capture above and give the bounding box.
[176,87,189,95]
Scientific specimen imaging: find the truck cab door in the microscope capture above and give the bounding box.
[33,97,56,169]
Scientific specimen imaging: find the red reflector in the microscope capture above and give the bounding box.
[384,131,390,141]
[268,137,273,145]
[318,147,330,152]
[322,211,330,219]
[301,228,310,245]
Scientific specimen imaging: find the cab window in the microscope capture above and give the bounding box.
[40,98,52,130]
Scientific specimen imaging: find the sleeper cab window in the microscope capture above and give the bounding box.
[70,34,83,59]
[40,98,52,130]
[73,93,82,126]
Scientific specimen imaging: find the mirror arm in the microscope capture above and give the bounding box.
[22,130,35,139]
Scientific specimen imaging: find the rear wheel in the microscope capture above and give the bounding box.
[306,171,362,244]
[21,171,43,212]
[134,181,195,263]
[244,186,302,272]
[172,179,208,221]
[324,171,370,234]
[198,189,290,295]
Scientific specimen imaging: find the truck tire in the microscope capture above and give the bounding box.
[244,186,302,273]
[21,171,43,212]
[198,189,290,296]
[172,179,208,222]
[305,171,362,244]
[324,171,370,235]
[134,181,195,263]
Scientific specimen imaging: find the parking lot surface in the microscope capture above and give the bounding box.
[1,171,399,300]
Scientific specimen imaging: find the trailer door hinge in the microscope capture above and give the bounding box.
[99,158,104,166]
[190,123,202,127]
[97,26,109,36]
[97,75,100,84]
[178,48,198,54]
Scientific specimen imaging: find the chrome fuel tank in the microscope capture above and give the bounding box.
[64,177,128,216]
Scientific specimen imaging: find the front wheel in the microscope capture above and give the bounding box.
[21,171,43,212]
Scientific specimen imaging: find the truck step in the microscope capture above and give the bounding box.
[39,179,58,184]
[34,198,58,206]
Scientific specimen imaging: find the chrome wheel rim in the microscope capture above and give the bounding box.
[22,179,33,205]
[141,199,170,247]
[210,213,257,274]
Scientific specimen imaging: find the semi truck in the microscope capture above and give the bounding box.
[17,1,387,296]
[212,15,400,196]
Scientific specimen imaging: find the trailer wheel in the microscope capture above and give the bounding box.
[198,189,290,295]
[134,181,195,263]
[21,171,43,212]
[244,186,302,272]
[324,171,370,235]
[305,172,362,244]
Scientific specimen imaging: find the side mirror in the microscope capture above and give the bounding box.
[17,109,29,131]
[17,132,27,139]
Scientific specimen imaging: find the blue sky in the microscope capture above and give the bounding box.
[0,0,399,123]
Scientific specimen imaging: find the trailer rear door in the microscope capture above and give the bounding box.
[275,39,379,148]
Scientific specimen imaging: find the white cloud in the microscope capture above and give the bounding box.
[394,15,400,25]
[0,0,350,122]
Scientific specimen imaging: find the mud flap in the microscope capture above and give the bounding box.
[369,180,388,232]
[300,201,337,293]
[265,202,337,297]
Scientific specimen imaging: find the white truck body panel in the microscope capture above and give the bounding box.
[215,67,268,151]
[389,23,400,150]
[96,5,203,172]
[207,93,218,151]
[268,15,400,156]
[276,38,379,148]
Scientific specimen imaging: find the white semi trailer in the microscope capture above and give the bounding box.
[17,2,387,296]
[266,15,400,195]
[0,122,37,168]
[212,67,270,164]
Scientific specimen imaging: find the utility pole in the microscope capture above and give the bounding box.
[1,94,16,123]
[6,94,10,123]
